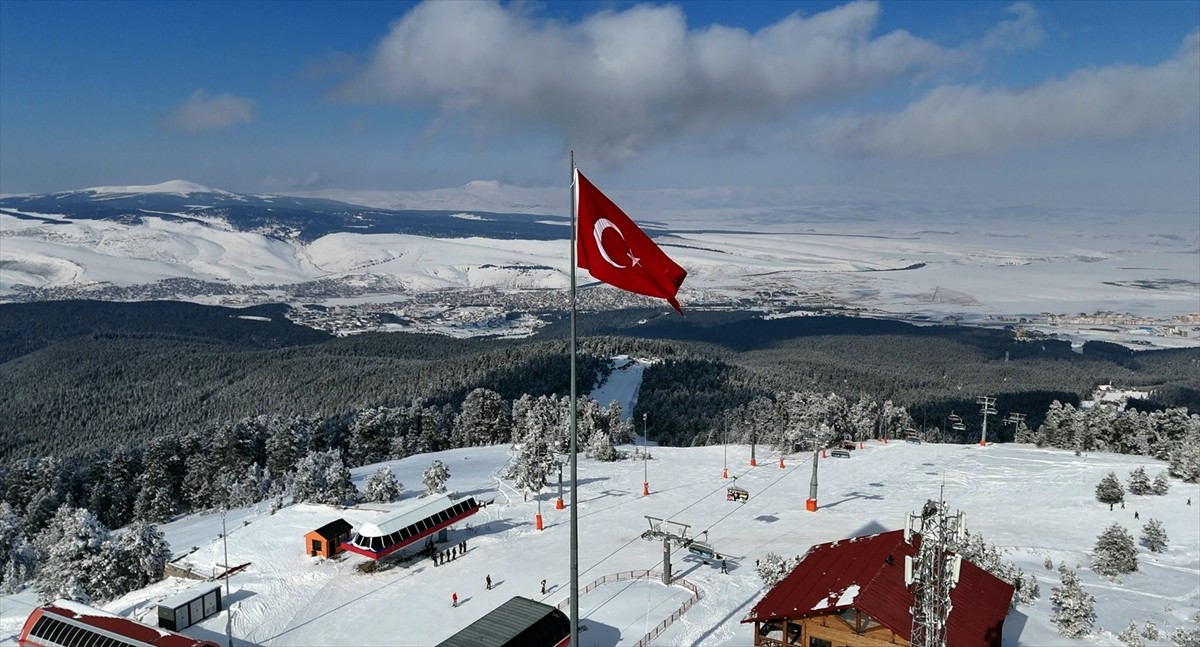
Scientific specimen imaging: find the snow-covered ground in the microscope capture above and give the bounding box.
[3,191,1197,347]
[2,444,1195,647]
[1,364,1197,647]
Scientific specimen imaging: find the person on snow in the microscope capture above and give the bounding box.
[486,574,492,590]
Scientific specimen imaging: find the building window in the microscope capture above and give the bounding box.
[809,639,832,647]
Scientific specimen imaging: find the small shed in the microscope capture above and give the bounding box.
[157,582,223,632]
[306,518,353,558]
[436,596,570,647]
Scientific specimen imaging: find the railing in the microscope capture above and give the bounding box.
[555,570,703,647]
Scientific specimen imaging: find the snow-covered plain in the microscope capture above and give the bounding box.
[2,183,1197,347]
[1,366,1197,647]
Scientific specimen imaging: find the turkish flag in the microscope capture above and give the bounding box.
[576,170,687,313]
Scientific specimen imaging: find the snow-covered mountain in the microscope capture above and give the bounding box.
[2,181,1197,346]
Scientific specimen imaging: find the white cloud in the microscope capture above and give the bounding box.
[821,30,1200,158]
[162,90,255,132]
[338,0,951,163]
[979,2,1046,52]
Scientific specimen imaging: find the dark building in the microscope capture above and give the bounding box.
[436,596,570,647]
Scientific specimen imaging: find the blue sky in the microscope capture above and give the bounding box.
[1,1,1197,214]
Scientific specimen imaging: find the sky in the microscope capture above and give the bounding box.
[1,1,1198,214]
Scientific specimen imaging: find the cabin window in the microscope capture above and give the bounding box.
[371,536,383,551]
[809,638,832,647]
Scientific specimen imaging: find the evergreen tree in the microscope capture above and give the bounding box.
[1118,621,1144,647]
[265,417,310,476]
[182,450,216,512]
[134,439,179,523]
[1095,472,1125,506]
[455,388,511,447]
[34,507,110,604]
[1127,466,1152,495]
[1,539,36,594]
[363,467,402,503]
[1050,566,1096,638]
[0,503,33,592]
[291,449,359,506]
[1092,523,1138,579]
[1142,620,1160,640]
[755,552,801,588]
[1171,614,1200,647]
[1140,519,1168,553]
[87,540,131,602]
[1151,471,1171,495]
[422,460,451,496]
[587,431,620,462]
[121,521,172,590]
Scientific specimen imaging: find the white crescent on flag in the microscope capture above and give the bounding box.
[593,218,629,268]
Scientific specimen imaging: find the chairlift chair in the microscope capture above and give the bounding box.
[726,485,749,502]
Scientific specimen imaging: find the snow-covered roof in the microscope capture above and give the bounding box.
[159,582,222,610]
[743,530,1013,647]
[353,492,471,538]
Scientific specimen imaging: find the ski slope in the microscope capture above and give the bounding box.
[0,361,1197,647]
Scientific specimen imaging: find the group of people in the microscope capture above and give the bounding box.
[432,540,468,567]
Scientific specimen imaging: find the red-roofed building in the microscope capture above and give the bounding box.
[741,530,1013,647]
[19,600,220,647]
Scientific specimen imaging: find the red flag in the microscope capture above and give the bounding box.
[575,169,687,313]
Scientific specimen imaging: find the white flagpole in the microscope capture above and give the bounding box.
[568,151,580,646]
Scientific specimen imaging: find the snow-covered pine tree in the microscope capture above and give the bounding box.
[1118,621,1145,647]
[348,407,399,467]
[0,503,33,592]
[134,438,180,523]
[755,551,801,588]
[1141,619,1159,640]
[363,467,402,503]
[587,431,619,462]
[265,416,311,477]
[1151,471,1170,495]
[1170,613,1200,647]
[323,453,360,506]
[1,539,36,594]
[1140,519,1167,553]
[1095,471,1125,506]
[604,401,632,444]
[1092,523,1138,579]
[34,507,110,604]
[455,388,511,447]
[182,449,215,512]
[86,540,132,602]
[422,460,451,497]
[291,449,359,505]
[1127,466,1152,495]
[1044,556,1055,570]
[1050,566,1096,638]
[1165,411,1200,482]
[121,521,172,590]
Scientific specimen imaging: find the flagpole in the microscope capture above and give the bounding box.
[568,150,580,647]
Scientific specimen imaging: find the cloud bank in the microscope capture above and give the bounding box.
[162,90,255,132]
[339,0,952,162]
[822,30,1200,158]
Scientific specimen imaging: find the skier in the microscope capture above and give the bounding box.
[540,579,546,594]
[721,559,728,574]
[452,592,458,607]
[1134,511,1140,520]
[486,574,492,590]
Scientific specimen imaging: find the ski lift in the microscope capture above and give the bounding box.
[726,485,749,502]
[948,411,966,432]
[840,441,857,451]
[904,428,921,444]
[688,540,721,561]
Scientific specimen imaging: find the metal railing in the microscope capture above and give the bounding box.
[555,570,703,647]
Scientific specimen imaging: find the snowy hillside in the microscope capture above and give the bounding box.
[2,182,1197,348]
[2,445,1196,646]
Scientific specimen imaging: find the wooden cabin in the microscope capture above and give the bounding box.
[305,518,352,558]
[742,530,1013,647]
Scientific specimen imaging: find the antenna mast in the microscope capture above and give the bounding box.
[904,494,965,647]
